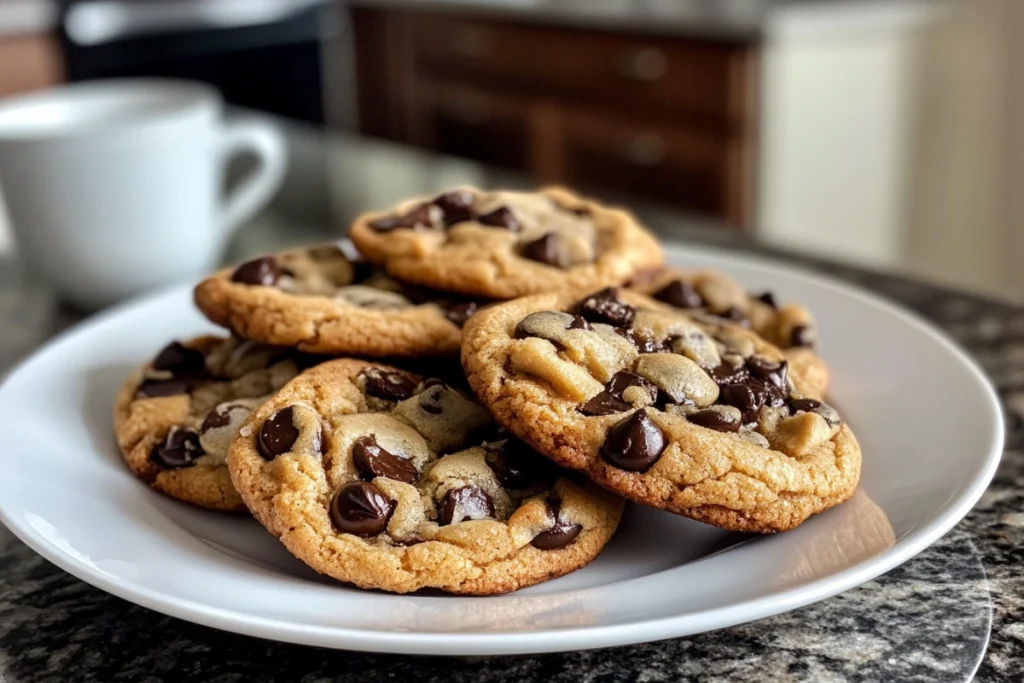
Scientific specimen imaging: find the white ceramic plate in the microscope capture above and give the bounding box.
[0,245,1002,655]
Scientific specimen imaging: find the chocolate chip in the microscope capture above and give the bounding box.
[599,410,666,471]
[349,258,375,283]
[136,378,188,398]
[352,434,418,484]
[568,315,592,331]
[150,428,203,469]
[418,382,446,415]
[791,325,816,348]
[532,518,583,550]
[617,328,669,353]
[747,357,788,392]
[258,406,299,460]
[790,398,822,413]
[655,280,704,309]
[369,215,404,232]
[231,256,281,286]
[576,288,635,327]
[520,233,564,267]
[443,302,479,327]
[152,342,205,377]
[790,397,841,428]
[581,372,659,416]
[756,291,778,309]
[719,384,761,419]
[433,190,476,226]
[399,204,435,229]
[709,362,749,387]
[200,403,240,432]
[361,368,418,401]
[478,206,520,231]
[330,482,395,537]
[688,408,741,433]
[485,438,556,489]
[438,486,495,525]
[717,306,750,327]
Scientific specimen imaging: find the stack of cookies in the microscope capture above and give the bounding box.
[113,187,861,595]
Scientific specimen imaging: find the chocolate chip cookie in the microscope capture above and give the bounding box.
[226,358,624,594]
[462,287,861,533]
[113,336,312,511]
[629,267,829,396]
[348,186,664,299]
[194,244,480,357]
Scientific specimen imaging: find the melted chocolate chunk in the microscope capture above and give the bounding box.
[568,315,592,331]
[330,482,395,537]
[150,428,203,469]
[418,380,447,415]
[200,403,242,432]
[477,206,520,231]
[717,306,750,327]
[655,280,704,309]
[352,434,418,484]
[361,368,418,401]
[151,342,205,377]
[718,359,789,425]
[433,190,476,226]
[257,406,300,460]
[443,302,479,328]
[520,233,563,267]
[369,216,404,232]
[790,325,815,348]
[688,408,741,433]
[485,438,556,489]
[136,377,188,398]
[438,486,495,525]
[531,515,583,550]
[599,410,666,471]
[576,288,635,327]
[790,398,822,413]
[756,291,778,309]
[581,372,659,416]
[231,256,281,286]
[617,328,670,353]
[709,362,749,387]
[399,204,435,230]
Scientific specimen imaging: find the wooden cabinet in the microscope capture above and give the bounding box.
[351,8,758,228]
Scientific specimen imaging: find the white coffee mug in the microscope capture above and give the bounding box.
[0,79,286,308]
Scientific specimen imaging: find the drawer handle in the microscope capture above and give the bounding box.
[622,134,666,166]
[615,47,667,83]
[448,27,496,58]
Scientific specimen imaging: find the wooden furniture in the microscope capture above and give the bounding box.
[351,8,759,227]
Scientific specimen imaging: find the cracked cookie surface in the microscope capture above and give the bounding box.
[194,244,478,357]
[628,267,830,396]
[226,358,624,594]
[462,288,861,533]
[349,186,664,299]
[113,335,311,511]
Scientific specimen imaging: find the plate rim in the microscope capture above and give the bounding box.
[0,243,1004,655]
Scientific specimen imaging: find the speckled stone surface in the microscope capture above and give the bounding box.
[0,250,1020,682]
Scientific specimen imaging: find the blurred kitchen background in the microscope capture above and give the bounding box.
[0,0,1019,300]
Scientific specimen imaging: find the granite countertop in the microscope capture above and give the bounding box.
[0,122,1022,681]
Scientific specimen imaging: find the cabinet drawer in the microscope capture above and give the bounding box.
[561,111,733,217]
[420,84,531,169]
[412,15,747,121]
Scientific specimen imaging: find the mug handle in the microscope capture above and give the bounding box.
[219,118,287,235]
